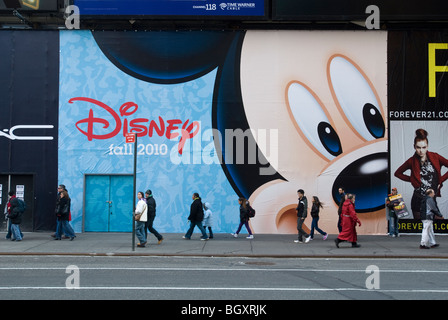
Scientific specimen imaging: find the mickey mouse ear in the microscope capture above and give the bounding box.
[92,31,236,84]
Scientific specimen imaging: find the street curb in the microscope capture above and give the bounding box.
[2,251,448,259]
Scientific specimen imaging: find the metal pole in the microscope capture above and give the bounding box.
[132,134,137,251]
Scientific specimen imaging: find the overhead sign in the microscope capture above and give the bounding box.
[74,0,266,18]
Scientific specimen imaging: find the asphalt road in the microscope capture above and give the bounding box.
[1,255,448,303]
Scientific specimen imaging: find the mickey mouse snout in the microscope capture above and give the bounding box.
[332,152,388,213]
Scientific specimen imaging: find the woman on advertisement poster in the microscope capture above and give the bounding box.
[394,129,448,218]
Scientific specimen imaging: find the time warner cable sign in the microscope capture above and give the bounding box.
[74,0,266,17]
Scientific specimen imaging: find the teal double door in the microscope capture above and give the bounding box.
[84,175,133,232]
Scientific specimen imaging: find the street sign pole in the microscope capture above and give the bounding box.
[131,133,137,251]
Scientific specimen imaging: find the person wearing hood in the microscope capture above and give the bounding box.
[202,202,214,239]
[144,189,163,244]
[335,193,361,248]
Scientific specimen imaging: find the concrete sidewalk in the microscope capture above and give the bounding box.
[2,232,448,258]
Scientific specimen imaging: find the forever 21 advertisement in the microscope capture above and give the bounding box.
[389,31,448,233]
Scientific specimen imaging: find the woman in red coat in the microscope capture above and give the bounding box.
[335,194,361,248]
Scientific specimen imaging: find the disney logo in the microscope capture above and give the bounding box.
[69,97,200,154]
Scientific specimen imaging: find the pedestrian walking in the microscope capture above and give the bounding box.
[294,189,311,243]
[4,197,11,239]
[386,187,400,237]
[231,198,254,239]
[309,196,328,240]
[52,184,69,239]
[420,189,443,249]
[184,193,208,240]
[134,191,148,247]
[54,190,76,241]
[5,191,21,240]
[7,191,25,241]
[337,187,346,232]
[144,189,163,244]
[335,193,361,248]
[203,202,214,239]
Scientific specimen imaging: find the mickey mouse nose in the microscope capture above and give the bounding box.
[332,152,388,213]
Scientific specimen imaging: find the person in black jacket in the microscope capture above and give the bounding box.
[145,189,163,244]
[231,198,254,239]
[54,190,76,241]
[183,193,208,240]
[52,184,70,239]
[294,189,311,243]
[309,196,328,241]
[337,187,346,232]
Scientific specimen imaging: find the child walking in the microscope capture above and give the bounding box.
[203,202,214,239]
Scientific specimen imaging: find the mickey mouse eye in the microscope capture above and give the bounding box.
[287,81,342,161]
[329,55,385,141]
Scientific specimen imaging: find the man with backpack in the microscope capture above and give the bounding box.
[7,191,25,241]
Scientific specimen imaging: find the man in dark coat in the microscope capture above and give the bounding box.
[145,189,163,244]
[183,193,208,240]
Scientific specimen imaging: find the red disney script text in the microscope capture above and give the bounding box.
[69,97,200,154]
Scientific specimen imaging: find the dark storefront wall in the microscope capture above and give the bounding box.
[0,30,59,231]
[0,174,34,231]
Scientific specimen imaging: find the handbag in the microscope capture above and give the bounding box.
[134,206,147,221]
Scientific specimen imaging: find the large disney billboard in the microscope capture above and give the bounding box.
[59,30,388,234]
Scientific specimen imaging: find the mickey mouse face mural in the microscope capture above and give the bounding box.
[239,31,388,234]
